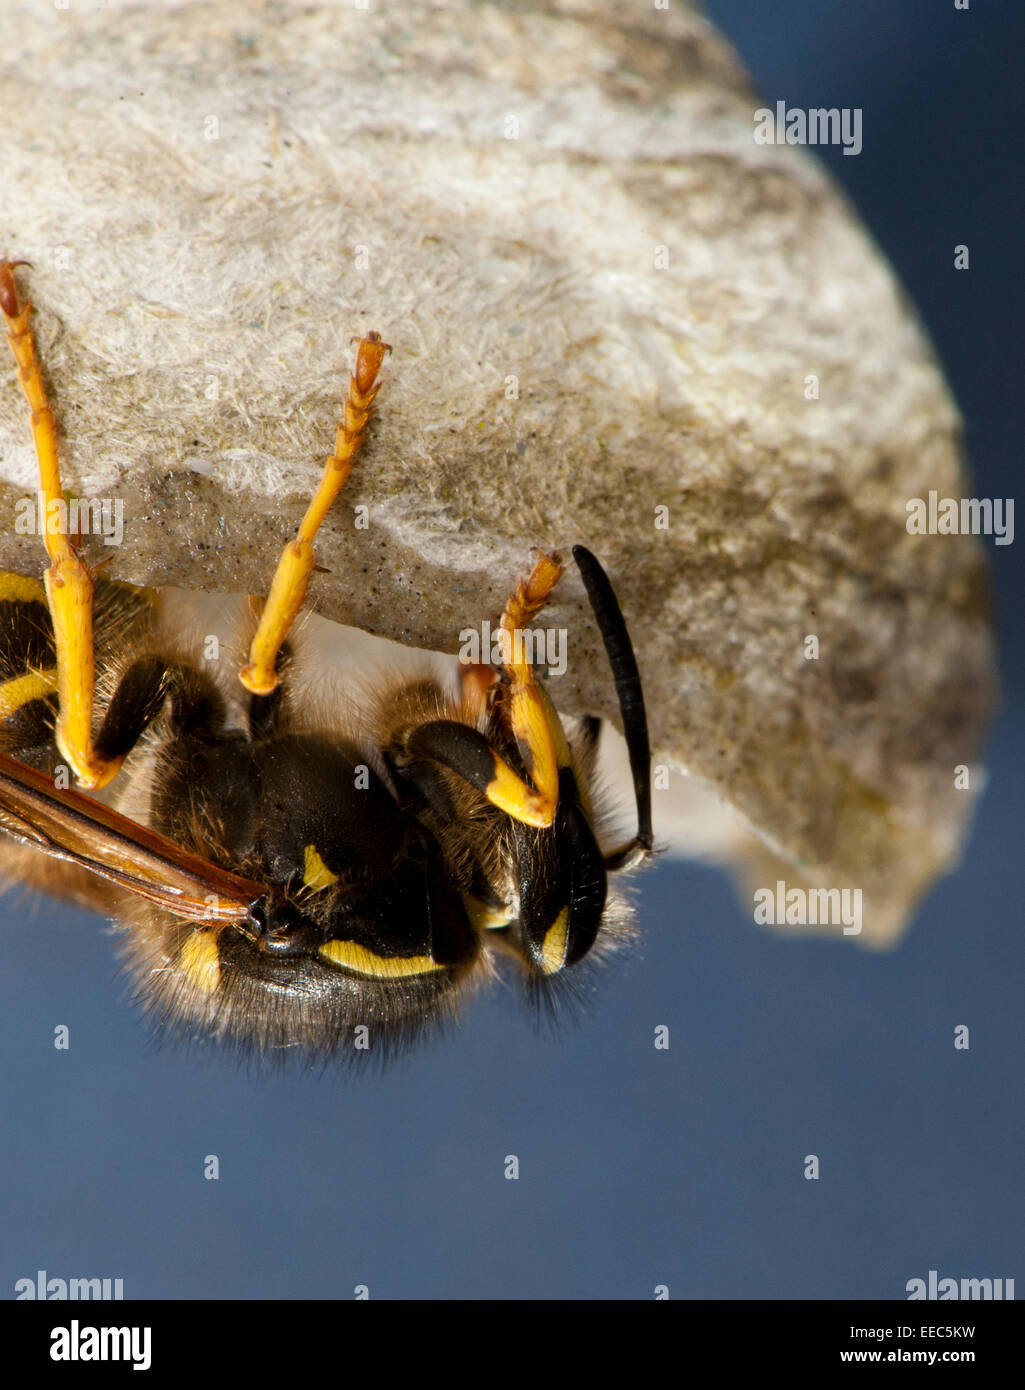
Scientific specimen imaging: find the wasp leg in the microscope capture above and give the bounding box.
[239,332,391,697]
[246,641,293,740]
[0,261,118,790]
[398,554,572,829]
[391,548,574,834]
[487,551,569,827]
[92,656,228,766]
[394,718,556,829]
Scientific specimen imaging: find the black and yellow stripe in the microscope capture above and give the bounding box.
[0,572,59,761]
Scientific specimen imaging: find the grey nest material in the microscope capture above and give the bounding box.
[0,0,997,944]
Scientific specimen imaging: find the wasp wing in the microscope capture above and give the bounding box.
[0,749,264,923]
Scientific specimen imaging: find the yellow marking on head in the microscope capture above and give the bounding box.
[319,940,443,980]
[464,896,512,932]
[0,573,47,605]
[539,907,570,975]
[0,668,57,721]
[303,843,339,891]
[179,931,221,994]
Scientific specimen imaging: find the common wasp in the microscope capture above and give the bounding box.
[0,259,654,1058]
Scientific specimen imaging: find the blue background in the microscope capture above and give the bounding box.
[1,1,1021,1300]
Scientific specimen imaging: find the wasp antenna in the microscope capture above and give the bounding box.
[572,545,654,857]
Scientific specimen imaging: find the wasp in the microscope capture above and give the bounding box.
[0,259,654,1058]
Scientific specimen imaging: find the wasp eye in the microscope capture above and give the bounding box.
[247,897,319,955]
[514,797,607,977]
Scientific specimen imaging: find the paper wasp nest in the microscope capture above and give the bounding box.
[0,0,996,944]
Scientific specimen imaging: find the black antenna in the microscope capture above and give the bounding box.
[572,546,654,860]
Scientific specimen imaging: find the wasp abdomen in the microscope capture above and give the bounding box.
[0,572,58,766]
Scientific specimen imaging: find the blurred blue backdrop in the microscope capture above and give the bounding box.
[1,0,1021,1300]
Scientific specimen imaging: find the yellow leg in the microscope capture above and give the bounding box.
[485,552,569,826]
[239,331,391,695]
[0,260,120,790]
